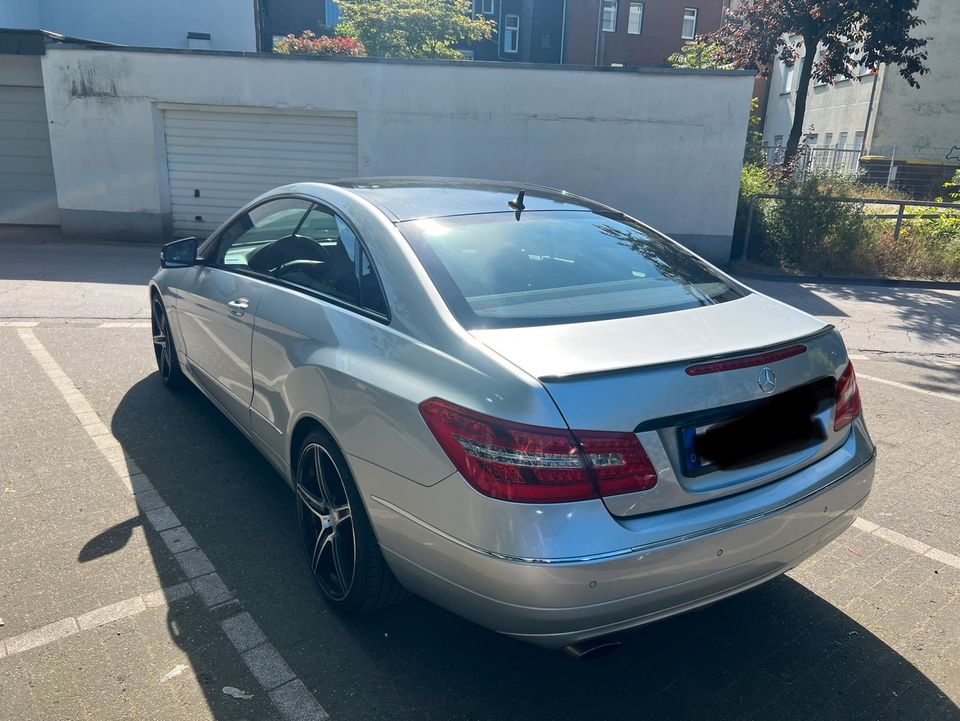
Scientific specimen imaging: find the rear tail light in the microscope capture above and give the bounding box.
[834,361,862,431]
[419,398,657,503]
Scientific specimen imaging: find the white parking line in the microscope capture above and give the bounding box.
[98,321,151,328]
[852,517,960,570]
[16,328,329,721]
[857,373,960,404]
[1,583,193,658]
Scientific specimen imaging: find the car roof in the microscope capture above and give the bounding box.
[328,177,614,222]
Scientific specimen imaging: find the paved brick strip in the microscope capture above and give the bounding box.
[15,328,329,721]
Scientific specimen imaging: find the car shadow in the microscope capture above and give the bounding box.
[104,374,960,721]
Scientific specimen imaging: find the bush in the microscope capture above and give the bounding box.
[274,31,367,56]
[866,207,960,279]
[761,173,876,273]
[731,163,778,260]
[737,166,960,279]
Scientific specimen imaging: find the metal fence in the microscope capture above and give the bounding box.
[748,144,864,175]
[748,144,960,198]
[741,193,960,262]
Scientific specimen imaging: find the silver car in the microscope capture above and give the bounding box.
[150,179,875,652]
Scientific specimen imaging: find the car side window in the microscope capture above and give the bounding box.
[266,204,361,305]
[216,198,312,269]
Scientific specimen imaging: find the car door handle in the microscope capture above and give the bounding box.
[226,297,250,317]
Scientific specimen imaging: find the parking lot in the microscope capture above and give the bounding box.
[1,239,959,721]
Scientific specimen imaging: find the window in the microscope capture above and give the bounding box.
[824,133,834,148]
[602,0,618,32]
[503,14,520,53]
[397,211,745,329]
[813,47,826,86]
[477,0,494,14]
[681,8,698,40]
[805,133,818,147]
[215,200,387,314]
[837,131,848,150]
[773,135,784,147]
[216,198,312,267]
[854,131,865,151]
[628,2,644,34]
[271,204,361,304]
[781,60,795,94]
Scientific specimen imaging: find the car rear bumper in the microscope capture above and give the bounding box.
[373,448,875,649]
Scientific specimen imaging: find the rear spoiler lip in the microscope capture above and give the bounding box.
[536,325,836,383]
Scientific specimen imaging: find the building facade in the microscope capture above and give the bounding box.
[0,0,256,51]
[468,0,564,64]
[258,0,339,52]
[761,0,960,195]
[563,0,728,67]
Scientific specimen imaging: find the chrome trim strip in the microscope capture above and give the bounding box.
[370,450,875,566]
[250,405,283,436]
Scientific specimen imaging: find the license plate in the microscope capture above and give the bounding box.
[680,380,833,476]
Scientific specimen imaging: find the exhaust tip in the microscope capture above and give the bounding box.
[562,636,622,660]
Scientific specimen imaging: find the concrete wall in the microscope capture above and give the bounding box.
[39,47,754,262]
[1,0,256,51]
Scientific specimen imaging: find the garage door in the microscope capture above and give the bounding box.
[0,85,58,225]
[163,108,359,237]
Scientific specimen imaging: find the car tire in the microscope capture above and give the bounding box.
[151,293,187,390]
[295,428,408,613]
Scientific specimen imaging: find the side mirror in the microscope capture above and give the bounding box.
[161,237,197,268]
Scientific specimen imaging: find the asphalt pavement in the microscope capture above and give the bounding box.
[1,239,958,721]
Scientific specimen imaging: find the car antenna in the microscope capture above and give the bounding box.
[507,190,525,221]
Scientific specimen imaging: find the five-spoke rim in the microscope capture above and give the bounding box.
[296,443,356,601]
[151,297,172,381]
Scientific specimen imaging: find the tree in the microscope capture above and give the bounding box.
[336,0,495,60]
[666,40,734,70]
[707,1,929,166]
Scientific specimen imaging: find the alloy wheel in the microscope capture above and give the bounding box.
[296,443,357,601]
[151,297,173,382]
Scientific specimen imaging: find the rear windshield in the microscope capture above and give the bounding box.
[398,211,747,329]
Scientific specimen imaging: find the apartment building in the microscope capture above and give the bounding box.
[762,0,960,195]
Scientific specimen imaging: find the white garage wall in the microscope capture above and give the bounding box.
[40,48,754,263]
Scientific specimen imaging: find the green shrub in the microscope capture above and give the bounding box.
[761,173,876,273]
[732,163,778,260]
[874,207,960,279]
[735,166,960,279]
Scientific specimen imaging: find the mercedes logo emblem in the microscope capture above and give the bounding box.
[758,367,777,394]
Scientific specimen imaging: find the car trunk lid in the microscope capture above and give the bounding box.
[471,294,851,516]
